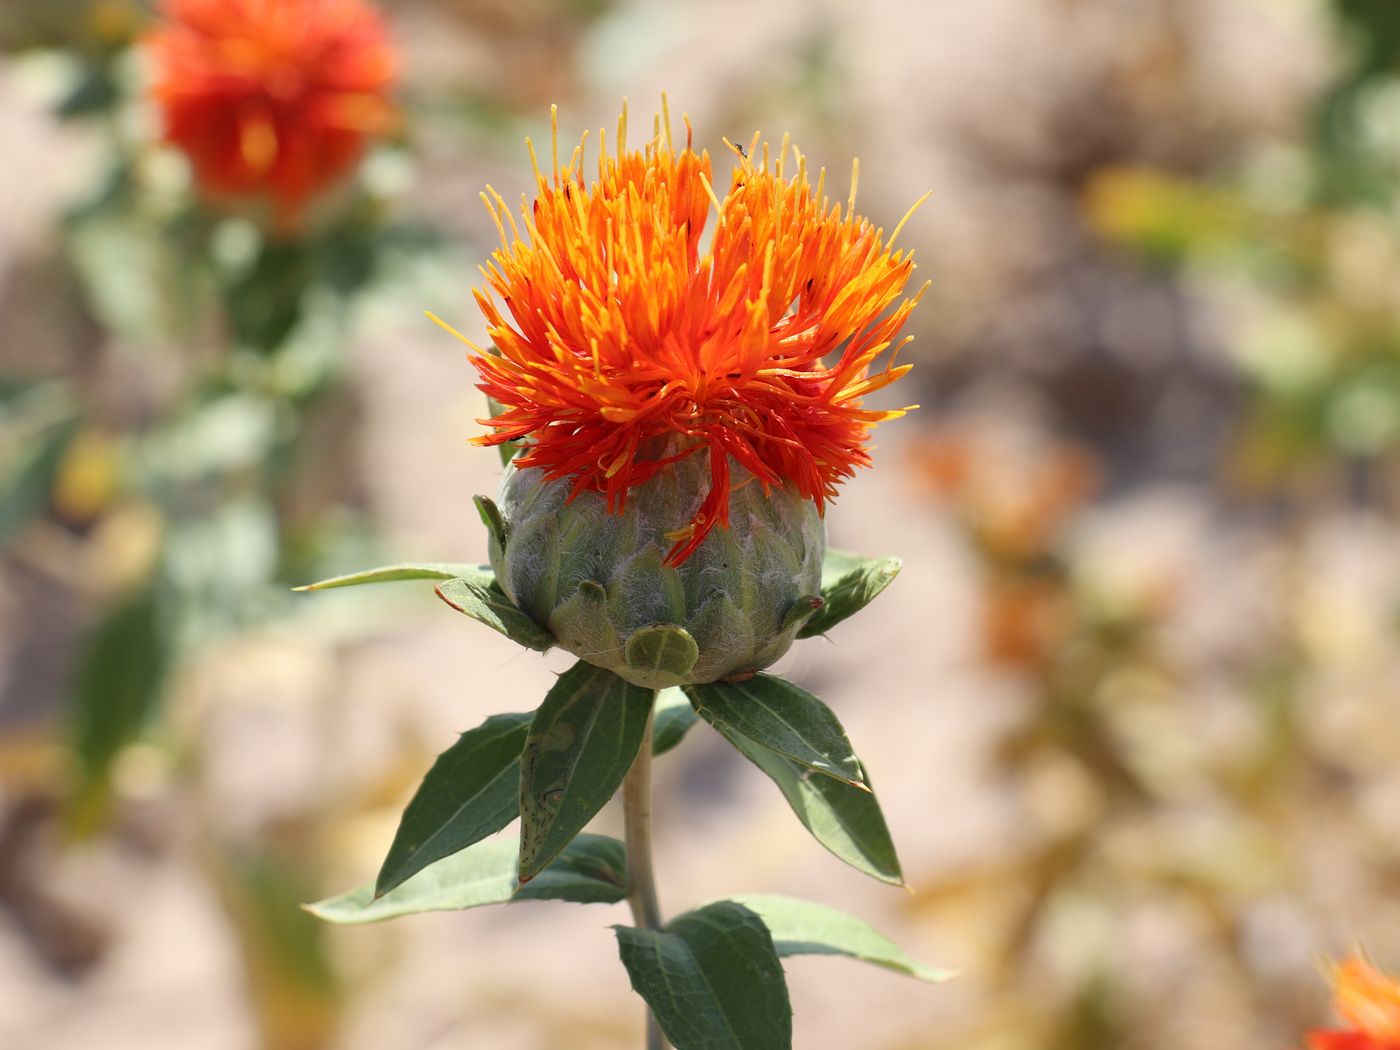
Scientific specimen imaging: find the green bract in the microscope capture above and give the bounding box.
[485,451,826,690]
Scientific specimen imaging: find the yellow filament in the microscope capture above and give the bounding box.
[698,171,725,218]
[425,311,485,353]
[888,191,932,248]
[550,104,559,177]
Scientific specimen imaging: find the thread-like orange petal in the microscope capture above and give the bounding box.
[465,105,925,564]
[1309,958,1400,1050]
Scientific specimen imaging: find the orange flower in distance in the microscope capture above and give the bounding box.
[1310,957,1400,1050]
[455,103,927,565]
[147,0,395,226]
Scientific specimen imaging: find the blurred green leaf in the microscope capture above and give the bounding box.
[652,686,698,756]
[66,209,171,342]
[67,586,172,828]
[615,901,792,1050]
[0,414,79,545]
[226,240,310,353]
[295,562,492,592]
[685,675,868,788]
[727,732,903,886]
[434,577,553,651]
[132,395,278,487]
[798,550,902,638]
[730,894,953,982]
[0,377,44,406]
[518,662,652,881]
[162,499,279,636]
[1334,0,1400,75]
[308,833,627,924]
[312,221,378,296]
[1324,364,1400,454]
[55,63,119,120]
[222,848,342,1050]
[375,712,531,897]
[229,850,338,997]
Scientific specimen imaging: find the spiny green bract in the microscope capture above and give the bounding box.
[486,452,825,689]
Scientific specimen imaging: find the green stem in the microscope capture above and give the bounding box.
[623,696,667,1050]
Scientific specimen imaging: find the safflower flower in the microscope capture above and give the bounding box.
[441,104,927,687]
[147,0,396,227]
[1310,957,1400,1050]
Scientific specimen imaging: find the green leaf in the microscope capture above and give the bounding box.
[311,218,379,296]
[67,586,172,830]
[307,833,627,924]
[67,206,169,342]
[518,662,653,881]
[225,239,310,353]
[55,64,120,120]
[797,550,902,638]
[624,624,699,683]
[513,831,626,904]
[731,894,953,983]
[129,395,277,486]
[614,901,792,1050]
[0,415,79,545]
[435,577,553,651]
[652,686,699,756]
[374,713,531,898]
[727,733,903,886]
[685,675,868,788]
[229,850,337,997]
[293,562,492,592]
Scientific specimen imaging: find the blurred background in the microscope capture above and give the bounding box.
[2,0,1398,1047]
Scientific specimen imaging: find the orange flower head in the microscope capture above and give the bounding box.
[1310,957,1400,1050]
[457,102,927,565]
[147,0,396,225]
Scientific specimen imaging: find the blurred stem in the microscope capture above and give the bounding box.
[623,696,666,1050]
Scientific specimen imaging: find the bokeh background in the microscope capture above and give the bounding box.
[2,0,1398,1047]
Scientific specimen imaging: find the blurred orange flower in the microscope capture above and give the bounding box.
[910,426,1100,563]
[1309,957,1400,1050]
[463,105,926,564]
[147,0,396,226]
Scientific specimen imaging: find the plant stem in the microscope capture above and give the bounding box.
[623,695,666,1050]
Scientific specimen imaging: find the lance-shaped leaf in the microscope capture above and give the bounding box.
[685,675,867,788]
[731,894,953,983]
[797,549,902,638]
[293,562,493,592]
[308,833,627,924]
[68,585,171,831]
[615,901,792,1050]
[727,733,903,886]
[518,663,653,880]
[652,686,699,756]
[375,712,531,897]
[435,577,553,651]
